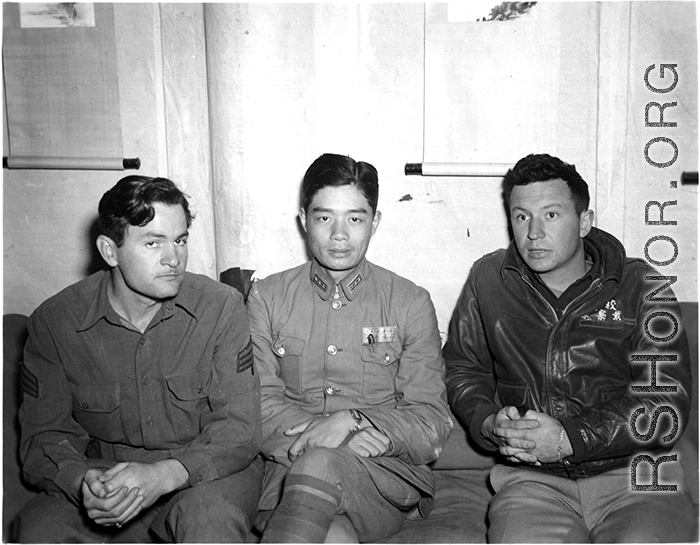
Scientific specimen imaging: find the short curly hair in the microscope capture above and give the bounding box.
[502,153,590,215]
[98,175,194,247]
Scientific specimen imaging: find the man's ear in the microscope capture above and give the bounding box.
[299,208,308,234]
[96,235,119,267]
[579,209,594,238]
[371,210,382,235]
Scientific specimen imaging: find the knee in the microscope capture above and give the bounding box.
[288,447,350,482]
[175,481,252,523]
[14,494,82,543]
[489,484,527,513]
[166,489,252,543]
[597,498,698,543]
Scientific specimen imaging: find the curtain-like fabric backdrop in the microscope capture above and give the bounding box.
[192,2,697,327]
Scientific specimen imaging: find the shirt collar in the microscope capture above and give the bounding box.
[309,259,369,301]
[77,270,198,332]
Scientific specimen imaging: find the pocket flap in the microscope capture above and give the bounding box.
[72,383,119,413]
[360,342,402,366]
[272,336,305,357]
[166,371,209,401]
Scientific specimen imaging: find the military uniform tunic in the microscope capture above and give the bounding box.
[248,258,452,514]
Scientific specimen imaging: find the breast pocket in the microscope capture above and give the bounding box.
[71,382,123,441]
[165,369,210,439]
[272,336,305,395]
[360,341,402,401]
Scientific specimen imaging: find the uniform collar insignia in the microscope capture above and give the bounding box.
[309,262,334,300]
[309,259,369,301]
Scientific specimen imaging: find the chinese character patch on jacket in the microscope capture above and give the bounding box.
[580,299,624,324]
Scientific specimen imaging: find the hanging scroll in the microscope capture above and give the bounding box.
[2,3,124,164]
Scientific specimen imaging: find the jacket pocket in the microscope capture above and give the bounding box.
[71,382,122,441]
[360,341,401,400]
[272,336,305,395]
[496,379,533,410]
[165,369,210,438]
[600,385,629,402]
[579,316,636,329]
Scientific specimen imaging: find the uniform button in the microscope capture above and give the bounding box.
[384,354,391,363]
[331,300,342,311]
[146,417,153,426]
[141,378,149,386]
[327,345,338,356]
[325,385,341,395]
[139,338,146,346]
[82,402,89,409]
[277,346,286,356]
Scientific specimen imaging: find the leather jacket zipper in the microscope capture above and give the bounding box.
[520,274,605,417]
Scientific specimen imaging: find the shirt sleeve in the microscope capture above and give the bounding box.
[19,310,93,504]
[172,291,262,486]
[359,287,453,466]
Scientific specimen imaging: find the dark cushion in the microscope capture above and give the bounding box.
[3,314,35,542]
[429,412,496,471]
[378,468,492,543]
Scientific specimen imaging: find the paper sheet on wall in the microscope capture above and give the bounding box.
[2,3,123,159]
[423,3,598,172]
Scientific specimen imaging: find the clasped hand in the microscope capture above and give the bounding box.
[286,411,391,462]
[482,406,569,465]
[81,459,187,527]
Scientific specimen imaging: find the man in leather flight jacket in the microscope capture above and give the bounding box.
[443,154,694,542]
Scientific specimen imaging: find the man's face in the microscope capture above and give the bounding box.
[301,185,381,282]
[509,179,593,290]
[111,203,189,302]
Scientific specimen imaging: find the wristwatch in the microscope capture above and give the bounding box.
[349,408,363,432]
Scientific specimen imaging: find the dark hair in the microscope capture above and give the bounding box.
[98,175,194,247]
[301,153,379,213]
[502,153,590,215]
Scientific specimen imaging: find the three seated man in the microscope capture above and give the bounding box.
[15,153,694,543]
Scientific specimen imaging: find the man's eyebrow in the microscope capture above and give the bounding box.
[311,206,369,214]
[140,230,190,239]
[511,202,565,211]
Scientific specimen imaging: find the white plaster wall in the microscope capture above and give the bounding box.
[621,2,697,301]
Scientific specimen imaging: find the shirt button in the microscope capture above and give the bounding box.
[82,402,89,409]
[327,345,338,356]
[139,338,146,346]
[277,346,286,356]
[331,300,342,311]
[146,417,153,426]
[141,378,148,386]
